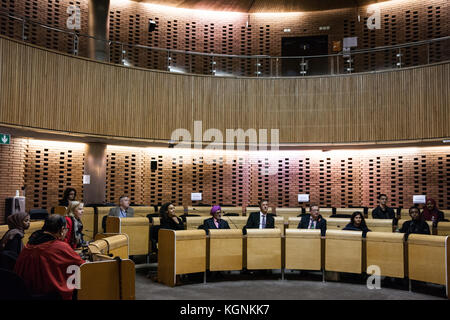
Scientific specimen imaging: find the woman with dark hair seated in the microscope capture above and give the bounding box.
[14,214,85,300]
[0,212,30,270]
[159,202,184,230]
[399,206,430,240]
[202,206,230,234]
[343,211,371,238]
[59,187,77,207]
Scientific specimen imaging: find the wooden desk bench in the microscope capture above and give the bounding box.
[245,229,282,271]
[106,217,149,256]
[158,229,206,287]
[285,229,322,272]
[208,229,243,272]
[325,230,363,274]
[366,232,405,278]
[407,234,449,295]
[327,218,351,230]
[365,219,394,233]
[77,259,135,300]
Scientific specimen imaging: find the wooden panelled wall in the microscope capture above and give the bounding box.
[0,36,449,144]
[1,138,450,224]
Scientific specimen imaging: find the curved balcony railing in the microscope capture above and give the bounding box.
[0,9,449,77]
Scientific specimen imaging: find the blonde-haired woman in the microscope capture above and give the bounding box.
[64,201,85,249]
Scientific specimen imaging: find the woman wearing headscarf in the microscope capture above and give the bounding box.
[422,198,445,226]
[64,201,85,249]
[202,206,230,234]
[159,202,184,230]
[0,212,30,270]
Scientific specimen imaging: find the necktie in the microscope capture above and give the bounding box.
[310,220,315,229]
[261,215,266,228]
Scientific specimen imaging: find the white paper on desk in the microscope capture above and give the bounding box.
[298,194,310,202]
[413,195,426,204]
[191,193,202,201]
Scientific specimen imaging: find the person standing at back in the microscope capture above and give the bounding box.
[243,199,274,234]
[108,195,135,218]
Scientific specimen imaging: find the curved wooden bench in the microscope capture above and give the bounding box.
[366,232,405,278]
[407,234,448,289]
[285,229,322,271]
[245,229,282,270]
[106,217,149,256]
[208,229,243,271]
[325,230,363,274]
[77,259,135,300]
[158,229,206,287]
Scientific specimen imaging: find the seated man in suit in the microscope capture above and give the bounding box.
[202,205,230,235]
[243,199,274,235]
[297,204,327,237]
[108,195,135,218]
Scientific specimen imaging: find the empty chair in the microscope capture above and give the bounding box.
[29,208,48,220]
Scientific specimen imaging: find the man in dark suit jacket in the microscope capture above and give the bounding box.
[297,205,327,236]
[108,195,135,218]
[243,200,274,234]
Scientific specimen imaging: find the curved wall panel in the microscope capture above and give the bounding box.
[0,36,449,144]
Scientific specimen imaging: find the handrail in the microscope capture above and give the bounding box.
[1,9,448,60]
[1,9,448,76]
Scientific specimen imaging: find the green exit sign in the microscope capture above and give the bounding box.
[0,133,10,145]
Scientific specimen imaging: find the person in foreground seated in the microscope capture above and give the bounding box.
[297,204,327,237]
[343,211,371,238]
[108,195,134,218]
[0,212,30,270]
[422,198,445,225]
[372,194,396,219]
[399,206,430,240]
[14,215,85,300]
[58,187,77,207]
[202,206,230,234]
[243,199,274,234]
[159,202,184,230]
[64,201,85,249]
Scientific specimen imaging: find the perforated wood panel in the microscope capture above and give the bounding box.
[24,142,84,213]
[1,0,448,76]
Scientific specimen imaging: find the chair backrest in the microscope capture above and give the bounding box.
[29,208,49,220]
[0,268,32,300]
